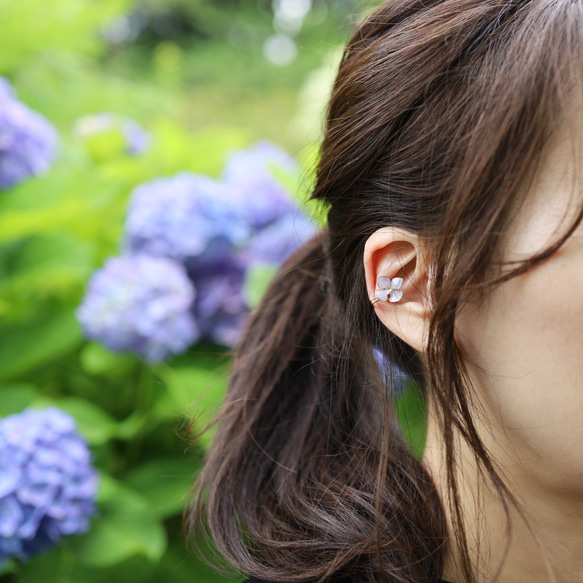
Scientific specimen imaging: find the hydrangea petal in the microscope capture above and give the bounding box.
[0,461,22,498]
[0,496,23,538]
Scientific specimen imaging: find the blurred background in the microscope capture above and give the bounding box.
[0,1,421,582]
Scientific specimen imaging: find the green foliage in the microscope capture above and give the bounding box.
[157,350,230,449]
[0,1,399,581]
[0,311,82,381]
[0,384,38,417]
[244,263,278,308]
[0,0,250,577]
[36,397,120,446]
[124,457,198,519]
[0,0,130,74]
[394,382,428,459]
[71,474,167,567]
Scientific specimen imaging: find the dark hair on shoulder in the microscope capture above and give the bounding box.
[188,1,583,582]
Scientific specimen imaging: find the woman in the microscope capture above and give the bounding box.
[190,0,583,581]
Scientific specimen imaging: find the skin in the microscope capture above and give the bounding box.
[364,106,583,582]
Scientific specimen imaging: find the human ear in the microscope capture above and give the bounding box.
[363,227,433,353]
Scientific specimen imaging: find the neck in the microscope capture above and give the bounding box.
[422,406,583,583]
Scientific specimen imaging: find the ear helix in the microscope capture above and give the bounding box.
[369,276,403,306]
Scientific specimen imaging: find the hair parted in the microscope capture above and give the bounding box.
[189,1,583,582]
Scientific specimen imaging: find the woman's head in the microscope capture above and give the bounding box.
[316,0,583,378]
[364,95,583,580]
[192,2,583,581]
[314,0,583,577]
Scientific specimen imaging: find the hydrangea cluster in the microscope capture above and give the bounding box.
[0,77,58,190]
[0,408,97,564]
[77,255,198,363]
[223,140,298,230]
[75,113,150,156]
[78,141,316,360]
[124,173,249,260]
[186,248,249,347]
[247,212,316,266]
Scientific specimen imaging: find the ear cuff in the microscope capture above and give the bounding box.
[369,276,403,305]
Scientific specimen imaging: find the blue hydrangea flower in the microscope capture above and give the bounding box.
[0,78,14,99]
[77,255,198,362]
[75,113,150,156]
[0,77,58,190]
[222,141,299,231]
[246,211,316,266]
[124,173,249,261]
[0,407,97,564]
[186,241,249,347]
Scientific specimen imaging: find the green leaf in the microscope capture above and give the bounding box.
[0,383,39,417]
[0,156,126,258]
[146,120,251,178]
[13,545,103,583]
[31,396,119,446]
[0,198,88,244]
[0,232,93,299]
[9,232,92,274]
[157,351,229,448]
[80,342,134,376]
[394,381,427,459]
[0,0,130,74]
[72,474,167,568]
[157,543,240,583]
[84,127,129,162]
[87,555,164,583]
[244,263,277,309]
[0,557,17,576]
[0,310,82,381]
[124,457,198,518]
[268,162,305,204]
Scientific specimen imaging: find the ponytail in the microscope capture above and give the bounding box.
[190,230,446,583]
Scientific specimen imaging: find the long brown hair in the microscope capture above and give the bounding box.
[189,1,583,582]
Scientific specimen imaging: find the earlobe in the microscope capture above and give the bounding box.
[364,228,433,353]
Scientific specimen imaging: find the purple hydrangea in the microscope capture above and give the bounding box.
[124,173,249,262]
[76,255,198,362]
[247,211,316,266]
[185,241,249,347]
[0,408,97,564]
[222,141,299,231]
[0,78,14,99]
[101,146,313,349]
[0,77,58,190]
[75,113,150,156]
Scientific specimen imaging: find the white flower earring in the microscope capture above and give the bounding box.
[369,276,403,306]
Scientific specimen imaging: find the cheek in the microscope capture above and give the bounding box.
[456,241,583,491]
